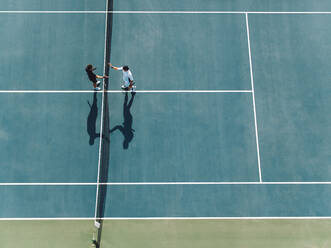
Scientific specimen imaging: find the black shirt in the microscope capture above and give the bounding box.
[86,70,97,83]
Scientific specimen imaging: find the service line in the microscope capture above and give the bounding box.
[0,90,252,93]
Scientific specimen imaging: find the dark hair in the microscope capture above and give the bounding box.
[123,65,129,71]
[85,64,95,72]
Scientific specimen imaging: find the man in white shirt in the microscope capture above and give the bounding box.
[109,63,135,91]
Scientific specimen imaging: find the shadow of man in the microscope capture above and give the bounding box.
[87,92,100,145]
[110,92,136,149]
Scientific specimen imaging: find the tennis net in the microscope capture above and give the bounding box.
[93,0,114,247]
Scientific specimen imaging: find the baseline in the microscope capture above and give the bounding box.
[2,182,331,186]
[2,11,331,14]
[1,216,331,220]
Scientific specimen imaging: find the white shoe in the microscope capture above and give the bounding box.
[94,87,101,91]
[121,85,129,90]
[131,86,136,92]
[96,81,101,87]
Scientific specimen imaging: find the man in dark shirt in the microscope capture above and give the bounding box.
[85,64,108,90]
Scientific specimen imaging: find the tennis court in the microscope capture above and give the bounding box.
[1,0,331,247]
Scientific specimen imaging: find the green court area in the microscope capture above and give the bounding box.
[1,0,331,247]
[1,220,331,248]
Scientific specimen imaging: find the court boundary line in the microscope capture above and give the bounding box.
[2,11,331,14]
[2,8,328,221]
[0,90,252,93]
[245,13,262,182]
[1,216,331,220]
[2,182,331,185]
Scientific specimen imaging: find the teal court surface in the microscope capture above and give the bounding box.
[1,0,331,247]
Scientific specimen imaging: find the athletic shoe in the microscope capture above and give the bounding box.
[121,85,129,91]
[94,87,101,91]
[96,81,101,87]
[131,85,136,92]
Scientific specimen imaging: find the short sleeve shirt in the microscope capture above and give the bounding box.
[86,70,97,83]
[118,67,133,83]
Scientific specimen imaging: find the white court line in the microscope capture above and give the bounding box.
[110,11,331,14]
[2,182,331,186]
[0,90,102,93]
[0,90,252,93]
[0,183,97,186]
[118,90,252,93]
[1,216,331,220]
[99,181,331,185]
[2,11,331,14]
[245,14,262,182]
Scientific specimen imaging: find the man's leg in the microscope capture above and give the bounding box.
[121,81,130,91]
[93,82,101,91]
[128,81,136,92]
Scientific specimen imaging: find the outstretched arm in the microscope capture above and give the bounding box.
[108,62,121,71]
[96,74,108,79]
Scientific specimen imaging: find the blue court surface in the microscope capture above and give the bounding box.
[1,0,331,222]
